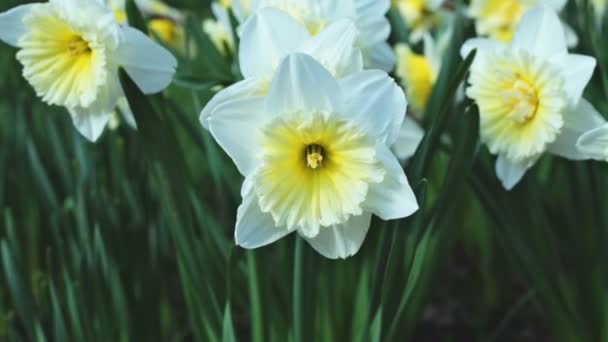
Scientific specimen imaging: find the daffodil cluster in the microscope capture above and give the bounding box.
[201,3,420,258]
[3,0,608,259]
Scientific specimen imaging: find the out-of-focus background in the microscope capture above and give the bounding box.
[1,0,607,341]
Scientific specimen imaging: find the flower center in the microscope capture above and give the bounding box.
[68,36,91,57]
[305,144,325,169]
[507,77,539,124]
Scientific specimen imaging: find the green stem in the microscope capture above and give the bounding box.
[292,237,304,342]
[247,252,264,342]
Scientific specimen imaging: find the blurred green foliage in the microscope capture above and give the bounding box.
[0,0,607,341]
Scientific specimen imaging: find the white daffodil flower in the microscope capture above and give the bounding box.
[0,0,177,142]
[203,3,236,55]
[204,53,418,258]
[231,0,395,71]
[468,0,577,47]
[462,7,600,190]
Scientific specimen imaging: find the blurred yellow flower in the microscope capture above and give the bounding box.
[468,0,566,42]
[394,42,437,114]
[149,18,185,50]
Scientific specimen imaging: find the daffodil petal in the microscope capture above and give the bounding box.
[548,99,605,160]
[116,27,177,94]
[235,189,292,249]
[550,54,596,105]
[0,4,38,47]
[577,124,608,161]
[299,19,363,79]
[353,0,390,17]
[339,70,407,146]
[391,116,424,162]
[303,213,372,259]
[460,38,504,59]
[239,7,309,79]
[357,15,390,45]
[207,96,268,176]
[267,53,342,116]
[364,143,418,220]
[69,108,113,142]
[200,78,264,129]
[366,41,396,72]
[495,155,532,191]
[511,7,567,59]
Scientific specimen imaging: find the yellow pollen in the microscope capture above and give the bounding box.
[67,36,91,57]
[507,77,539,124]
[305,144,324,169]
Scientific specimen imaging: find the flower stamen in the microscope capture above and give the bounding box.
[68,36,91,57]
[305,144,324,169]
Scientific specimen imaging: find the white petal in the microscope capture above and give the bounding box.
[365,41,396,72]
[200,78,263,129]
[577,124,608,161]
[548,99,605,159]
[495,155,533,191]
[207,94,268,176]
[116,97,137,129]
[365,143,418,220]
[391,116,424,162]
[545,0,567,10]
[235,187,291,249]
[116,27,177,94]
[68,70,123,141]
[353,0,389,17]
[511,7,567,58]
[460,38,504,59]
[550,54,596,105]
[564,22,579,48]
[339,70,406,146]
[0,4,38,47]
[304,213,372,259]
[239,7,309,79]
[359,18,390,43]
[299,19,363,79]
[68,108,112,142]
[266,53,342,116]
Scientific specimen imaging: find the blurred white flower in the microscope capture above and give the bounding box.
[201,8,366,127]
[135,0,184,22]
[462,7,599,190]
[392,0,446,42]
[468,0,577,47]
[232,0,395,71]
[203,3,236,55]
[0,0,176,141]
[203,53,418,258]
